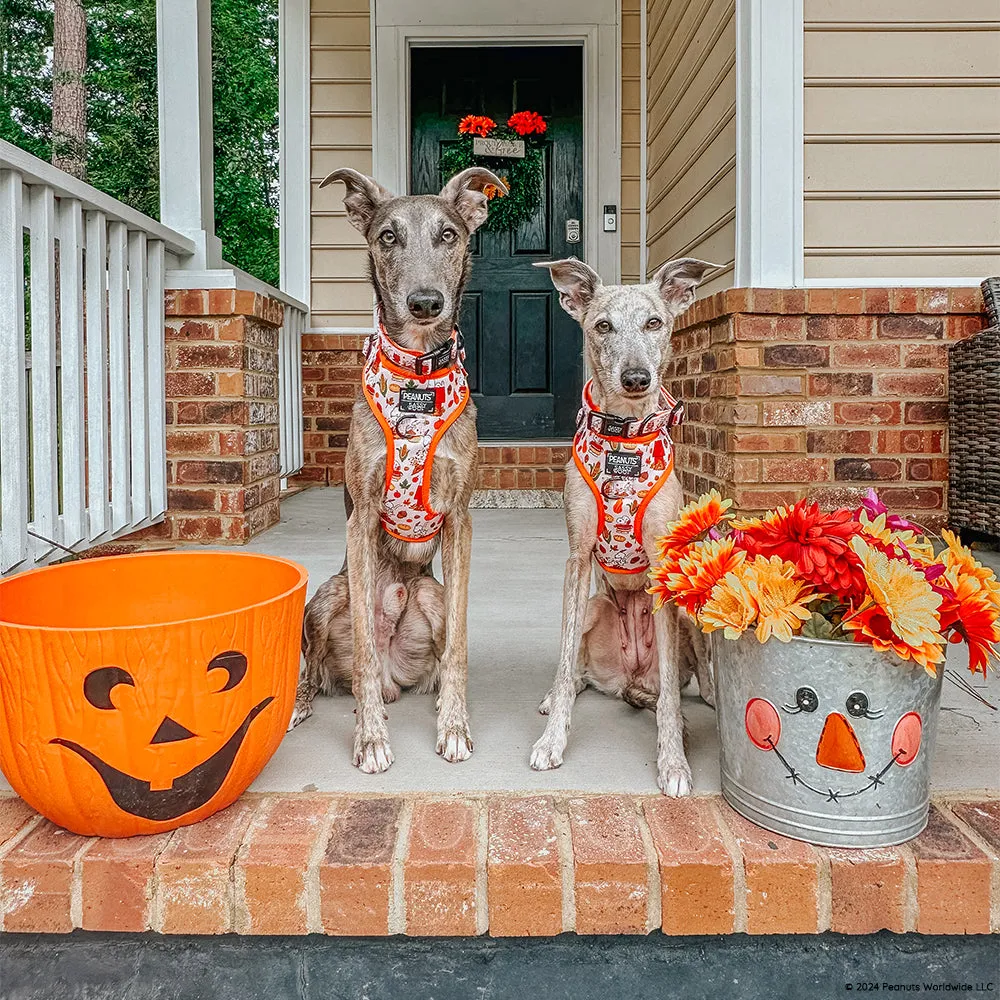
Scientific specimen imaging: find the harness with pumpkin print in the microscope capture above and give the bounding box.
[573,379,684,575]
[362,324,469,543]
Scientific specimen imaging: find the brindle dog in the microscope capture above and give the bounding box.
[530,256,718,796]
[298,167,504,773]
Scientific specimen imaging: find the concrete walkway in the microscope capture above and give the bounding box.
[242,488,999,797]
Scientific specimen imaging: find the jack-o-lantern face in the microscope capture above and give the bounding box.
[0,551,307,838]
[50,651,273,823]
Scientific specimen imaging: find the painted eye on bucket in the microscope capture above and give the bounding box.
[845,690,884,720]
[783,686,818,714]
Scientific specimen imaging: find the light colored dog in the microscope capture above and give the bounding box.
[306,166,504,773]
[530,257,718,796]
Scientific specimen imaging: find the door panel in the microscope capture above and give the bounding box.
[411,46,584,439]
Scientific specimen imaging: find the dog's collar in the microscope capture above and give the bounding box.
[366,322,465,377]
[577,379,684,440]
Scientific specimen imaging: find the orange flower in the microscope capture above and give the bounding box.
[939,530,1000,613]
[483,183,505,200]
[740,555,820,644]
[648,536,745,615]
[656,490,734,556]
[458,115,496,137]
[843,606,945,675]
[936,570,1000,676]
[507,110,547,136]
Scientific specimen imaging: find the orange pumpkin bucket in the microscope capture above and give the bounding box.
[0,552,307,837]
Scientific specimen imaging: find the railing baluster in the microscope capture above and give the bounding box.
[278,311,288,477]
[28,185,59,556]
[293,309,303,474]
[146,239,167,517]
[107,221,131,532]
[0,171,29,572]
[58,196,86,547]
[128,230,149,525]
[84,210,109,540]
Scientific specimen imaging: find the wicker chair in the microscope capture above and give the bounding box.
[948,278,999,543]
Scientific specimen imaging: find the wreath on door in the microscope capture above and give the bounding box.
[439,111,548,232]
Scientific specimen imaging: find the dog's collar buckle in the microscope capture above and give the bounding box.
[578,381,684,440]
[370,323,465,376]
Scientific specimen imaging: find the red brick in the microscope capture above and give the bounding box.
[834,401,902,426]
[762,344,829,368]
[890,288,919,313]
[907,458,949,482]
[719,807,819,934]
[155,800,257,934]
[731,431,803,453]
[175,343,244,369]
[834,288,865,313]
[762,400,833,427]
[809,372,873,397]
[0,798,37,847]
[902,343,948,368]
[910,806,991,934]
[949,288,985,314]
[320,798,402,935]
[1,821,91,933]
[752,289,783,313]
[487,797,562,937]
[806,288,837,313]
[806,316,873,341]
[949,801,1000,854]
[175,459,244,485]
[781,289,807,313]
[405,800,478,936]
[207,288,236,314]
[643,799,734,935]
[569,797,648,934]
[834,458,902,482]
[831,343,900,369]
[737,374,803,396]
[734,315,778,341]
[876,372,946,397]
[238,796,333,935]
[81,833,173,932]
[762,457,830,484]
[863,288,891,314]
[877,430,945,455]
[167,487,218,511]
[169,289,208,316]
[920,288,951,314]
[878,486,944,511]
[878,316,944,340]
[904,401,948,424]
[828,847,906,934]
[807,430,872,454]
[166,371,216,397]
[166,430,216,455]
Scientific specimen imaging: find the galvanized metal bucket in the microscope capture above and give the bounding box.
[713,632,944,848]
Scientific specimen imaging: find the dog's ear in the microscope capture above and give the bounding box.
[319,168,394,235]
[650,258,719,316]
[534,258,602,322]
[439,168,507,234]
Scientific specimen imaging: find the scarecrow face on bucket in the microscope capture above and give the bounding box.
[744,685,923,801]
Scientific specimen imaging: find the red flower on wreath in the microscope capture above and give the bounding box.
[458,115,496,137]
[507,110,547,136]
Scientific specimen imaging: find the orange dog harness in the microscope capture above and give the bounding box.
[363,325,469,543]
[573,380,683,575]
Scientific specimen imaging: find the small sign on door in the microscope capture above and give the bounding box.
[472,137,525,159]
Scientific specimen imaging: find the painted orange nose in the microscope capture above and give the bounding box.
[815,712,866,772]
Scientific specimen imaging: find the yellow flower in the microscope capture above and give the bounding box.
[656,490,734,556]
[857,511,935,564]
[741,555,820,644]
[850,535,942,649]
[700,570,758,639]
[649,536,746,615]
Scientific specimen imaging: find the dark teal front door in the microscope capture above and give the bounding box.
[410,46,584,439]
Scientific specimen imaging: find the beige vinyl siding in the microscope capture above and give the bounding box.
[621,0,643,282]
[804,0,1000,281]
[310,0,374,329]
[644,0,736,296]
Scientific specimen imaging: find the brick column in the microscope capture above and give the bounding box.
[667,287,986,529]
[158,288,284,543]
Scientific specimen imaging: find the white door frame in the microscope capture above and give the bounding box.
[372,0,622,284]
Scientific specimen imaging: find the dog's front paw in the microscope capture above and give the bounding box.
[530,731,565,771]
[382,680,402,704]
[436,724,473,763]
[657,761,693,797]
[353,724,394,773]
[287,700,313,731]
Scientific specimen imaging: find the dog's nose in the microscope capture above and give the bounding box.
[621,368,652,393]
[407,289,444,319]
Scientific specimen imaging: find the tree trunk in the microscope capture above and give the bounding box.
[52,0,87,179]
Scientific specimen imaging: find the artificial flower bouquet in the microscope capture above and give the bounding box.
[649,489,1000,678]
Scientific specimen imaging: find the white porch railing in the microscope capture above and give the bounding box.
[0,139,195,574]
[278,304,305,478]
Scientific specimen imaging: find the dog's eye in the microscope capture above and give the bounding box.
[795,686,818,713]
[378,229,396,246]
[595,320,612,334]
[440,228,458,244]
[646,317,663,330]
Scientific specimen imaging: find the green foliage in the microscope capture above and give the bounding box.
[0,0,280,286]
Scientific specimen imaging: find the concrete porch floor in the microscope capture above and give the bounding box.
[233,488,1000,797]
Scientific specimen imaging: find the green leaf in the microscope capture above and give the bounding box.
[800,612,835,641]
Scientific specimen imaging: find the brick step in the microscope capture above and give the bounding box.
[1,793,996,937]
[476,444,570,490]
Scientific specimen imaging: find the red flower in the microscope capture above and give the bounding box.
[458,115,496,137]
[735,500,865,599]
[507,110,547,136]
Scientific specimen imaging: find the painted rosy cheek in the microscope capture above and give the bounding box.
[891,711,922,766]
[745,698,780,751]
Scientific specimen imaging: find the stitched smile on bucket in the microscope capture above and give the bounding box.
[743,690,923,802]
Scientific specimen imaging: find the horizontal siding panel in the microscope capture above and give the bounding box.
[805,85,1000,135]
[805,0,1000,23]
[805,141,1000,192]
[311,82,372,113]
[312,214,369,245]
[312,114,372,146]
[806,251,1000,280]
[310,14,371,47]
[312,0,368,12]
[311,48,372,80]
[311,146,375,177]
[805,197,1000,249]
[805,29,1000,80]
[311,280,375,314]
[312,247,370,278]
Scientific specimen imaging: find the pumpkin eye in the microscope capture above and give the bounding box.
[794,686,818,713]
[208,650,247,692]
[84,667,135,710]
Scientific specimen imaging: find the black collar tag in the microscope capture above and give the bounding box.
[604,450,642,479]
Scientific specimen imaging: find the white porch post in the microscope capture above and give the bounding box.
[156,0,223,269]
[734,0,804,288]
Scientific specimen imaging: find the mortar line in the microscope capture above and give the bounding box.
[69,836,98,930]
[306,797,339,935]
[145,830,177,934]
[898,843,918,933]
[634,797,662,934]
[233,797,273,934]
[708,798,747,934]
[814,845,832,933]
[552,798,576,933]
[475,797,489,936]
[389,799,414,936]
